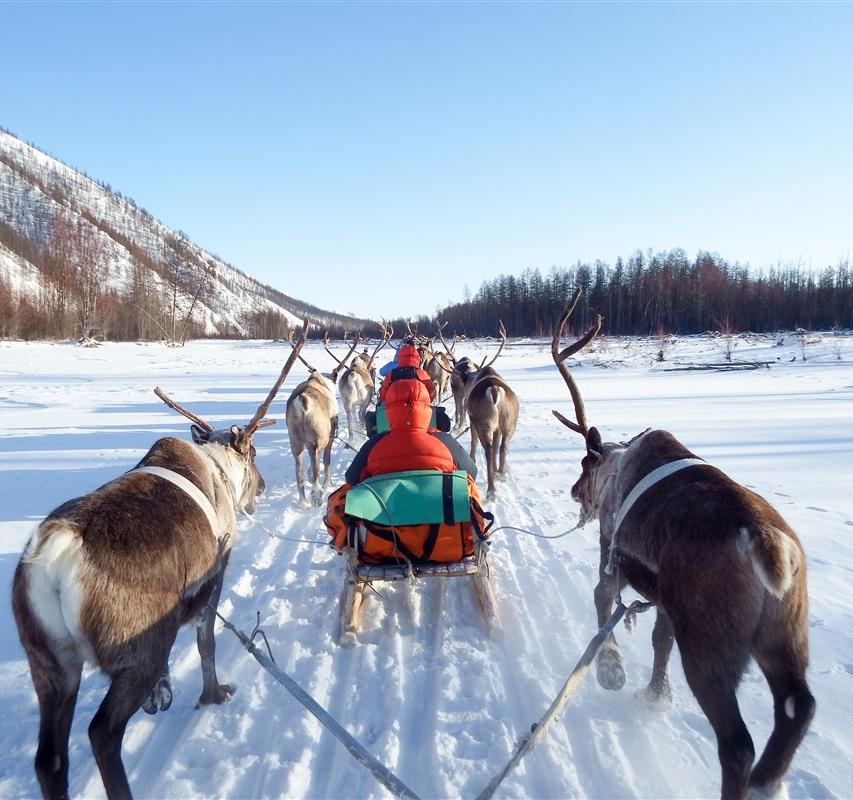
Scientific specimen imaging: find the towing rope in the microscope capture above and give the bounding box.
[216,610,422,800]
[475,596,654,800]
[488,521,583,540]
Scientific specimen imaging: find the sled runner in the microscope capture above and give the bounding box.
[325,469,499,645]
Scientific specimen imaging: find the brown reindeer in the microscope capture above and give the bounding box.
[439,322,518,501]
[551,290,814,800]
[423,323,454,402]
[324,326,391,438]
[287,347,339,508]
[12,322,308,800]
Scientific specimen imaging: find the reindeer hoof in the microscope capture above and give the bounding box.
[746,780,786,800]
[596,648,626,691]
[197,683,235,707]
[311,490,324,507]
[635,679,673,709]
[142,676,173,714]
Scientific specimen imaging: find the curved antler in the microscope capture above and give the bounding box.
[364,322,392,370]
[435,321,458,367]
[245,318,311,435]
[325,331,360,382]
[478,320,508,371]
[551,288,602,436]
[154,386,214,431]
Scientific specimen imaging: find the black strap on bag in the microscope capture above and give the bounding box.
[421,524,440,561]
[470,497,495,540]
[442,472,456,524]
[363,522,422,563]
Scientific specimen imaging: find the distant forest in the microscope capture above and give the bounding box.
[392,249,852,338]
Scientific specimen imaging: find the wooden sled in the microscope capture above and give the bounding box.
[335,470,500,646]
[339,538,500,646]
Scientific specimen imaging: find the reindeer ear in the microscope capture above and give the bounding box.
[586,427,603,460]
[191,425,210,444]
[229,424,251,454]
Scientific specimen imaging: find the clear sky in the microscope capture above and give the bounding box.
[2,1,852,320]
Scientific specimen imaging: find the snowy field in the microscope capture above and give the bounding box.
[1,333,851,800]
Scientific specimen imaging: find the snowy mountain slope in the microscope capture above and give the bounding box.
[0,334,850,799]
[0,129,371,335]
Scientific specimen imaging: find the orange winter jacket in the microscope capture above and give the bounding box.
[362,379,454,479]
[378,344,435,402]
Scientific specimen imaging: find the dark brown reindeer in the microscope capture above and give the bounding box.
[287,344,339,508]
[11,321,308,800]
[551,290,814,800]
[439,322,519,501]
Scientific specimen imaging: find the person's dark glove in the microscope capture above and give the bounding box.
[435,406,451,432]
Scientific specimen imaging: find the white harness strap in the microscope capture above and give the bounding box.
[132,466,222,538]
[605,457,708,575]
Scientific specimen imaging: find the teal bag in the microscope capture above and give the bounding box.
[344,470,471,526]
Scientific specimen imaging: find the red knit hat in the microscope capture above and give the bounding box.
[396,344,421,368]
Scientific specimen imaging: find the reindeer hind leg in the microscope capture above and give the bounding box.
[749,618,815,795]
[292,445,307,507]
[676,625,754,800]
[32,651,83,800]
[89,659,166,800]
[310,445,323,507]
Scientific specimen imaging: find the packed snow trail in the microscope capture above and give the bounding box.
[0,337,850,799]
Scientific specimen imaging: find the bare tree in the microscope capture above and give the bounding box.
[73,221,106,342]
[44,213,76,338]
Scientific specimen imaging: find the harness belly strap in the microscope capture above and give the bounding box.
[132,465,222,538]
[605,457,708,575]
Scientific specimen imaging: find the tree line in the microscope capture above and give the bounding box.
[391,249,852,338]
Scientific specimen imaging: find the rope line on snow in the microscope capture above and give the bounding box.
[240,507,328,545]
[215,610,422,800]
[487,521,583,540]
[474,596,654,800]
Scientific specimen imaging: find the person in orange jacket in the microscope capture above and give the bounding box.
[346,377,475,484]
[378,342,435,403]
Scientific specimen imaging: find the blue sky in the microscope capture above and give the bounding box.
[2,1,852,320]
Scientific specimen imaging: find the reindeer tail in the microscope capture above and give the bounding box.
[488,385,503,406]
[739,523,802,599]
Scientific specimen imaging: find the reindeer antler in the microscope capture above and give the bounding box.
[324,331,360,381]
[364,322,392,370]
[436,322,458,368]
[478,320,508,370]
[154,386,214,432]
[245,318,311,435]
[551,288,602,436]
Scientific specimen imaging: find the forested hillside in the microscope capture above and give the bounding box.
[0,128,376,341]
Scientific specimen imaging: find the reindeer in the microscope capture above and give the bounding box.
[422,323,454,402]
[551,290,814,800]
[325,325,391,439]
[439,322,518,501]
[287,348,339,508]
[11,322,309,800]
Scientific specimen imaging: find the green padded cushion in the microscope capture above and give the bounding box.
[375,404,438,433]
[344,470,470,525]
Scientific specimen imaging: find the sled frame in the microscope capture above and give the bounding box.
[339,538,499,646]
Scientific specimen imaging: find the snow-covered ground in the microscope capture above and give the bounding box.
[1,333,851,799]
